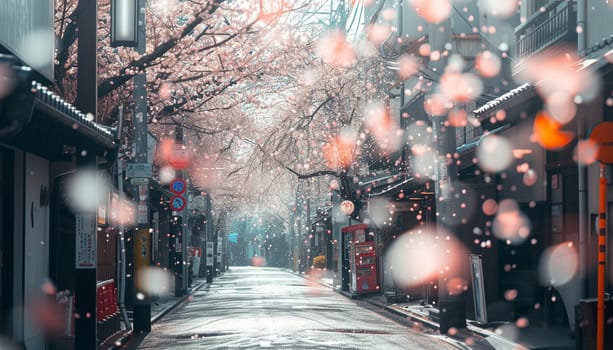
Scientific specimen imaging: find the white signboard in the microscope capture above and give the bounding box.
[126,163,152,178]
[137,202,148,225]
[206,242,214,266]
[76,215,96,268]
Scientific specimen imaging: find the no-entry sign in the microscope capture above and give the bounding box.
[590,121,613,164]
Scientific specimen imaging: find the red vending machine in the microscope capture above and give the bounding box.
[350,241,378,295]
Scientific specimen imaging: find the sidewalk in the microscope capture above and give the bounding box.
[102,270,575,350]
[305,271,574,350]
[101,278,208,350]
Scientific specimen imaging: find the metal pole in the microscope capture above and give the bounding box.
[577,0,588,301]
[74,0,98,347]
[597,163,607,350]
[117,157,132,330]
[182,171,189,291]
[428,17,466,333]
[131,0,151,332]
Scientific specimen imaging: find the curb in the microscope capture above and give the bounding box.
[151,280,208,324]
[106,280,209,350]
[296,271,525,350]
[364,298,440,330]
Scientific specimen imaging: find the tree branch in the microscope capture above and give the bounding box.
[98,0,226,98]
[286,168,339,179]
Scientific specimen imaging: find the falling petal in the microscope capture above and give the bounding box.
[386,228,467,288]
[482,199,498,216]
[316,30,357,67]
[574,139,599,166]
[476,135,513,173]
[481,0,519,17]
[492,199,531,245]
[366,23,393,46]
[538,242,578,287]
[545,91,576,125]
[504,289,518,301]
[516,317,530,328]
[475,50,501,78]
[448,109,468,127]
[398,55,420,80]
[447,277,468,296]
[65,171,108,213]
[523,169,538,186]
[137,267,174,296]
[410,0,452,23]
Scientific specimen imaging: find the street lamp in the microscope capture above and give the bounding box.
[111,0,138,47]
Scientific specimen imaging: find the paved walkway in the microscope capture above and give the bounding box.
[103,270,576,350]
[101,278,208,350]
[309,271,574,350]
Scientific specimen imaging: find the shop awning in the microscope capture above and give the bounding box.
[2,80,118,160]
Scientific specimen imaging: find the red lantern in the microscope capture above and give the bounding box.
[168,146,191,170]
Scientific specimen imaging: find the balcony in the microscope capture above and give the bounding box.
[515,1,577,61]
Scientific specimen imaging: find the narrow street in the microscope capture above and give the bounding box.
[128,267,458,349]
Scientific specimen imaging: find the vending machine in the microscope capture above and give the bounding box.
[342,223,378,295]
[350,241,378,294]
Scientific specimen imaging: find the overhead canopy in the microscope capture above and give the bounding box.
[1,81,118,161]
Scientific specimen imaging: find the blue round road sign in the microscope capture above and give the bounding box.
[169,178,187,194]
[169,195,186,211]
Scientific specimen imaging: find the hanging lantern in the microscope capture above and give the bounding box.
[340,200,355,216]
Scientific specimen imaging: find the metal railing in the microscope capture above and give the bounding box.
[516,1,577,60]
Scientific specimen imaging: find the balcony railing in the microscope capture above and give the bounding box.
[516,1,577,60]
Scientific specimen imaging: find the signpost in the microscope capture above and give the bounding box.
[589,121,613,350]
[169,195,186,212]
[169,178,187,195]
[206,242,214,283]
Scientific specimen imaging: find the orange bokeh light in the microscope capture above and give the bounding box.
[533,111,574,150]
[323,136,354,169]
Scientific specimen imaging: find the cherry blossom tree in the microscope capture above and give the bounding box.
[53,0,397,218]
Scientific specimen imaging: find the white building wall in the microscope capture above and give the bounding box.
[22,153,50,350]
[11,150,25,344]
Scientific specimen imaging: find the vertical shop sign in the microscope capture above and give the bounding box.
[206,242,214,267]
[76,214,96,268]
[133,228,151,302]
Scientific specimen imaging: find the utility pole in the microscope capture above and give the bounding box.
[74,0,98,348]
[168,126,190,291]
[429,18,466,333]
[131,0,152,333]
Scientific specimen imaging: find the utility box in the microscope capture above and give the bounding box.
[575,298,613,350]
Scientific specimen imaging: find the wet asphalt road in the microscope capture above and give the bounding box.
[132,266,459,349]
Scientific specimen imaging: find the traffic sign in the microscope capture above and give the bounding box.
[168,147,191,169]
[169,178,187,194]
[169,195,186,211]
[126,163,152,178]
[590,121,613,164]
